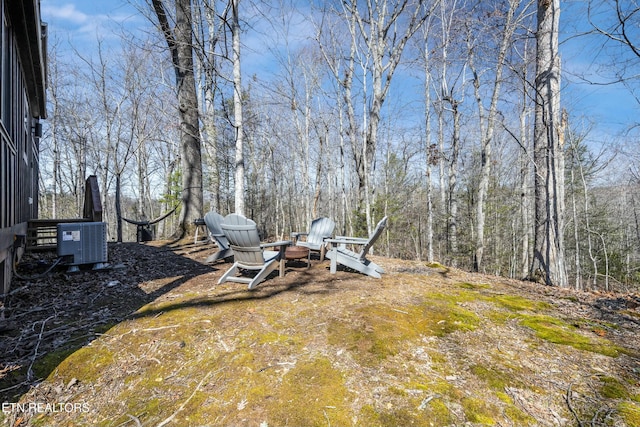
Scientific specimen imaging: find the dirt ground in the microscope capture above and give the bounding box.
[1,241,219,399]
[1,240,639,426]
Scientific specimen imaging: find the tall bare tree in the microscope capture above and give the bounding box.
[431,0,466,263]
[468,0,530,271]
[152,0,204,236]
[230,0,245,215]
[193,0,224,213]
[420,12,435,261]
[344,0,433,231]
[315,3,356,234]
[530,0,567,287]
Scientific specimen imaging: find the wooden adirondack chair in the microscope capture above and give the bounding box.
[291,217,336,262]
[203,211,233,263]
[218,213,291,289]
[325,216,388,279]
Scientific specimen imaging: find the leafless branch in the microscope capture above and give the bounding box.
[156,369,214,427]
[564,383,584,427]
[27,314,57,382]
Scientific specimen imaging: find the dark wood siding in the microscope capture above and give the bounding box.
[1,0,46,294]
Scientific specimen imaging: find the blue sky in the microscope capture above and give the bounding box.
[41,0,639,145]
[561,0,640,142]
[42,0,143,49]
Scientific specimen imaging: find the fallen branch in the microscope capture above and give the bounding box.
[112,412,146,427]
[127,414,143,427]
[418,394,440,410]
[1,285,28,298]
[156,369,214,427]
[564,383,584,427]
[0,380,29,394]
[100,320,212,339]
[592,407,615,427]
[27,314,56,381]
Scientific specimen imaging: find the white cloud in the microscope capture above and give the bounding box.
[42,3,90,25]
[41,0,146,52]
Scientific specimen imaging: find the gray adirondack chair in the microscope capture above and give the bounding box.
[218,213,291,289]
[325,216,388,279]
[203,211,233,263]
[291,217,336,262]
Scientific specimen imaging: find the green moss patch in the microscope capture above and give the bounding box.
[600,376,631,399]
[519,314,625,357]
[360,402,451,427]
[32,347,79,380]
[618,402,640,426]
[489,294,552,312]
[264,357,352,427]
[470,364,524,391]
[328,299,479,365]
[504,404,537,426]
[462,396,496,424]
[458,282,491,290]
[406,376,460,399]
[53,346,115,383]
[426,261,447,270]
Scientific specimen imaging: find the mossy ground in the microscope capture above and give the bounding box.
[2,244,639,427]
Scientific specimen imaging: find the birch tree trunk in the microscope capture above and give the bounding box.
[47,49,61,219]
[346,0,432,228]
[423,27,434,262]
[519,95,532,280]
[77,136,87,217]
[446,99,460,260]
[315,10,352,233]
[470,0,520,272]
[436,0,454,254]
[530,0,567,287]
[569,166,581,289]
[231,0,245,215]
[195,0,222,212]
[115,173,123,242]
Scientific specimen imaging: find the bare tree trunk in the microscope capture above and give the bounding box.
[77,136,87,217]
[197,0,221,212]
[345,0,431,225]
[470,0,519,272]
[530,0,567,287]
[520,122,532,280]
[312,126,327,218]
[152,0,203,237]
[571,134,599,289]
[47,49,61,219]
[518,41,532,279]
[423,48,434,261]
[231,0,245,215]
[569,166,581,289]
[436,0,453,255]
[339,104,349,235]
[52,134,59,219]
[136,141,148,220]
[115,173,123,242]
[317,7,358,234]
[446,99,460,260]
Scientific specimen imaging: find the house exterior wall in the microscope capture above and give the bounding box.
[0,0,47,294]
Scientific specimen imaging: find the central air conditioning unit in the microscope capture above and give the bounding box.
[57,222,108,267]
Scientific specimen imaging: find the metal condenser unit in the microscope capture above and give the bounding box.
[57,222,108,266]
